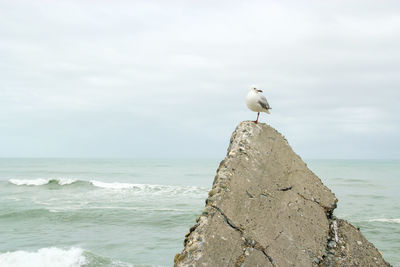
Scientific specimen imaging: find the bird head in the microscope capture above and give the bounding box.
[250,85,263,93]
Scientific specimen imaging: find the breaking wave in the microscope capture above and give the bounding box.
[88,180,206,194]
[0,247,134,267]
[0,247,86,267]
[90,180,145,189]
[7,178,208,196]
[8,178,77,186]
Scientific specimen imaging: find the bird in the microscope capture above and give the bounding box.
[246,85,271,124]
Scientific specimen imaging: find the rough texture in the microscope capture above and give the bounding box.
[175,121,390,267]
[320,219,389,266]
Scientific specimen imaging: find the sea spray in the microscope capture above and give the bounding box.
[7,178,208,196]
[0,247,86,267]
[8,178,77,186]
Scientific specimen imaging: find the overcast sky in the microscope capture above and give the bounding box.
[1,0,399,159]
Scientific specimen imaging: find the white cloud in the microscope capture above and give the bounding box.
[0,0,399,158]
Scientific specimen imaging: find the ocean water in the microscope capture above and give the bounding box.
[0,158,398,267]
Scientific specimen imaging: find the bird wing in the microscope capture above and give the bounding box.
[258,95,271,110]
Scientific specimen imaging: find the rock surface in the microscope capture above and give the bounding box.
[174,121,390,267]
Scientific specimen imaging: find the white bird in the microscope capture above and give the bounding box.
[246,85,271,124]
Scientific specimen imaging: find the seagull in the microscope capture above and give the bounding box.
[246,85,271,124]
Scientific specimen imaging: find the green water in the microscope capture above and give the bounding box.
[0,159,398,266]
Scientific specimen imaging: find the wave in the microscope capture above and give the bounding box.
[7,178,208,196]
[88,180,205,193]
[90,180,143,189]
[0,247,135,267]
[0,247,86,267]
[8,178,78,186]
[368,218,400,223]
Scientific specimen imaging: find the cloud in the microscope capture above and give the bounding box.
[0,0,399,158]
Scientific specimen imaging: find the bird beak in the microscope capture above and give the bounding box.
[257,89,263,92]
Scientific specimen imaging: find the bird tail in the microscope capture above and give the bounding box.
[265,109,271,114]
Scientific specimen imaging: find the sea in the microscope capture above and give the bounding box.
[0,158,398,267]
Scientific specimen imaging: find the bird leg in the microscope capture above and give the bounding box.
[253,112,260,124]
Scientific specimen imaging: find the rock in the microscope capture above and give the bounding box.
[321,219,390,266]
[241,250,273,267]
[328,241,337,248]
[174,121,390,267]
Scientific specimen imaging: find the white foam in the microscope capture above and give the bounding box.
[8,178,208,197]
[8,178,77,186]
[90,180,141,189]
[0,247,86,267]
[57,178,78,185]
[368,218,400,223]
[89,180,208,196]
[8,178,49,186]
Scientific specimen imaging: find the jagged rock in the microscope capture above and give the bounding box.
[320,219,389,266]
[175,121,390,267]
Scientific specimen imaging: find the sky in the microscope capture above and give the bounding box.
[1,0,399,159]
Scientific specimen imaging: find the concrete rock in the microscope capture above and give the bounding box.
[175,121,390,267]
